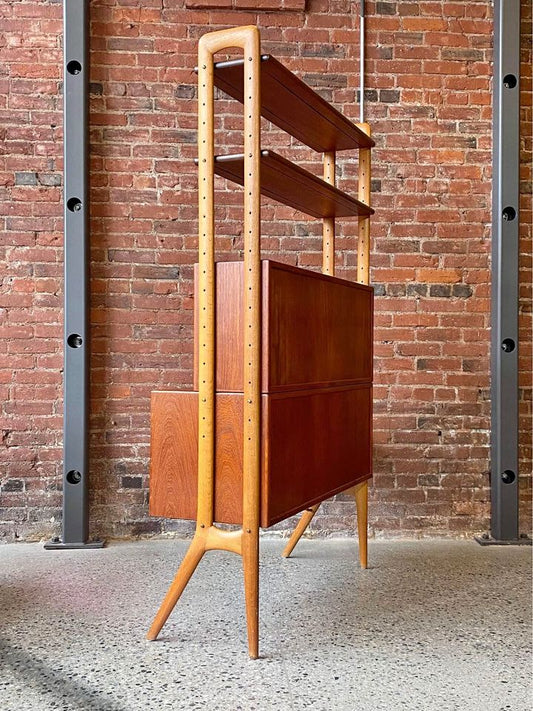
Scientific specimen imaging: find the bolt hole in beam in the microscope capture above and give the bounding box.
[502,206,516,221]
[66,470,82,485]
[67,197,82,212]
[503,73,517,88]
[66,59,82,75]
[501,470,516,485]
[501,338,515,353]
[67,333,83,348]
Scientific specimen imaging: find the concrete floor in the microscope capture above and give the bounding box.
[0,539,531,711]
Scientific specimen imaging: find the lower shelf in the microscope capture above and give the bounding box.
[150,385,372,528]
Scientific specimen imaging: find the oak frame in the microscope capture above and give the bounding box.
[282,123,372,566]
[147,26,373,658]
[147,25,262,659]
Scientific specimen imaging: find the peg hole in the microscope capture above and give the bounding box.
[501,338,515,353]
[501,470,516,484]
[67,197,82,212]
[502,206,516,221]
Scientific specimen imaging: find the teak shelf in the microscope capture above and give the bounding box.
[211,54,375,152]
[213,151,374,219]
[148,26,374,659]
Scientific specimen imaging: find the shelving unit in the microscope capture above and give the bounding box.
[147,25,374,658]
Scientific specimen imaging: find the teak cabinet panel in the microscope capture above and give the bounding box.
[194,259,373,393]
[153,260,373,529]
[149,386,372,528]
[262,385,372,525]
[150,391,243,524]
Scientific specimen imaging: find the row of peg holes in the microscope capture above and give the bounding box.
[500,69,518,454]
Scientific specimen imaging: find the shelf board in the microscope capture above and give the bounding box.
[213,150,374,219]
[210,55,374,153]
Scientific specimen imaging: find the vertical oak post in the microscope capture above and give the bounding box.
[147,26,262,658]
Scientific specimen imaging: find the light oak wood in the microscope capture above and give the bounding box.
[354,121,372,567]
[354,481,368,569]
[281,505,319,557]
[146,525,244,641]
[146,534,205,641]
[357,122,372,286]
[148,25,262,659]
[322,151,336,275]
[240,24,262,662]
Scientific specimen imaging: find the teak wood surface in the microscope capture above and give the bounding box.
[213,151,373,219]
[150,385,372,528]
[211,55,375,152]
[193,260,373,393]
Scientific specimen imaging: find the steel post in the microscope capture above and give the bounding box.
[476,0,529,546]
[45,0,103,550]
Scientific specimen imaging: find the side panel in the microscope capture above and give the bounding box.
[150,391,243,525]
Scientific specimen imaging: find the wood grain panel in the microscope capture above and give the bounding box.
[150,391,243,525]
[194,260,373,393]
[265,261,373,391]
[261,385,372,527]
[194,262,244,392]
[151,386,372,529]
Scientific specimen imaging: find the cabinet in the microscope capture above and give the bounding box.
[147,25,374,658]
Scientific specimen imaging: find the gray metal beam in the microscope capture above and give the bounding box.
[45,0,102,550]
[477,0,529,545]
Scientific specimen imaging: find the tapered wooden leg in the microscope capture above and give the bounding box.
[242,530,259,659]
[281,505,320,558]
[354,481,368,569]
[147,535,205,641]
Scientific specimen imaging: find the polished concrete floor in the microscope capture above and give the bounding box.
[0,538,531,711]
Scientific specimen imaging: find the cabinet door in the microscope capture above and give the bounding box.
[261,385,372,527]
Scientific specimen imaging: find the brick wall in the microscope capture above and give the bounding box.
[0,0,531,542]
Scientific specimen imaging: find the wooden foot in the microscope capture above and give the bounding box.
[281,504,320,558]
[242,530,259,659]
[147,535,205,641]
[354,481,368,569]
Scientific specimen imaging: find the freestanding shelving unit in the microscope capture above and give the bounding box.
[147,26,374,658]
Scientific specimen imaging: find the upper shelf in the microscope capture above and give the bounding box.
[209,55,374,154]
[213,150,374,219]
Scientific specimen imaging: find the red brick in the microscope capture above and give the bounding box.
[0,0,530,542]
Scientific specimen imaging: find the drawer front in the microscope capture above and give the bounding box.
[261,385,372,527]
[194,260,373,393]
[265,261,373,391]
